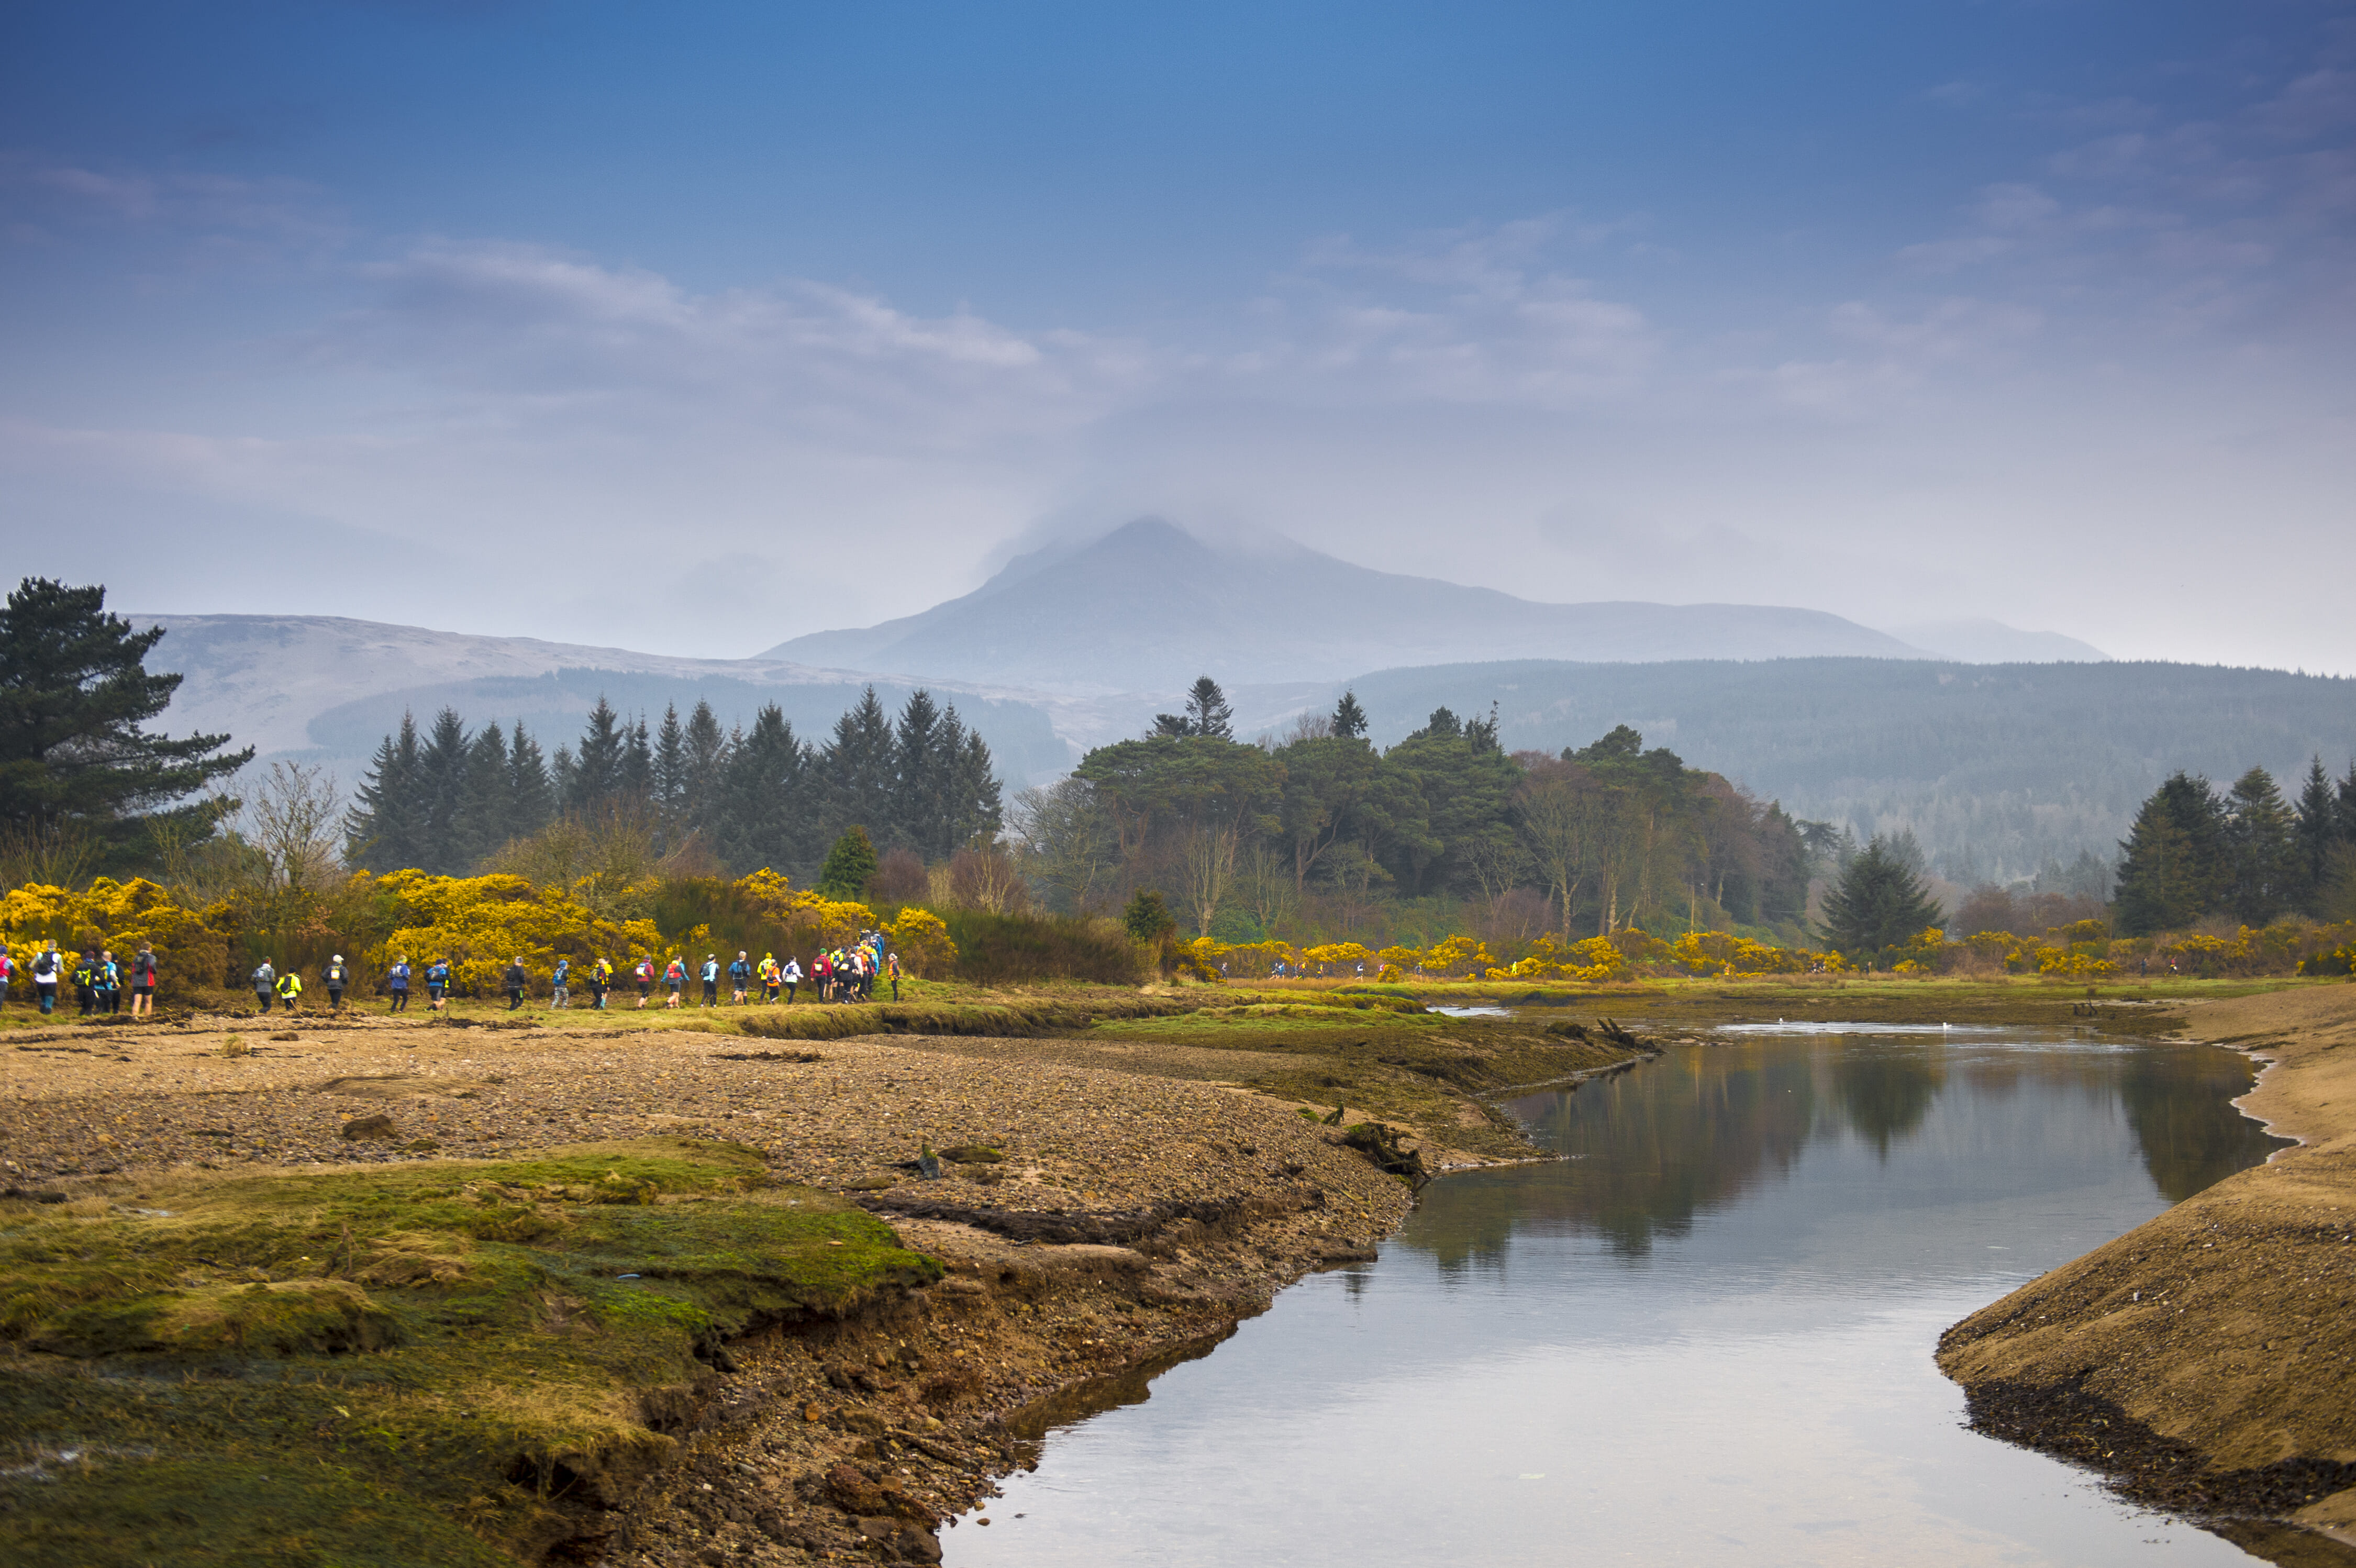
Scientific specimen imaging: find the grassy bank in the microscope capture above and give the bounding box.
[1936,985,2356,1549]
[0,1138,936,1567]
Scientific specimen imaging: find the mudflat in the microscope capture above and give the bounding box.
[1938,984,2356,1551]
[0,998,1645,1566]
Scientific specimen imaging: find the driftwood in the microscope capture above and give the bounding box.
[1340,1121,1430,1189]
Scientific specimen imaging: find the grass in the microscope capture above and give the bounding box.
[0,1138,938,1567]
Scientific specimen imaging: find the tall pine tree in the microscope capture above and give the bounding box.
[568,697,626,811]
[683,700,728,847]
[821,687,896,848]
[420,708,472,874]
[459,721,512,866]
[718,705,815,874]
[2224,766,2299,926]
[619,714,653,804]
[2114,772,2227,935]
[508,722,553,844]
[652,704,688,848]
[2294,757,2338,915]
[1816,834,1943,956]
[344,710,424,872]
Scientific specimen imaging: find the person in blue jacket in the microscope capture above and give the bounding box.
[387,955,411,1013]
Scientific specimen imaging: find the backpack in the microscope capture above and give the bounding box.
[73,961,94,987]
[32,950,56,978]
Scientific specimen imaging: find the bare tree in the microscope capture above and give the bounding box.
[949,842,1029,914]
[1009,777,1117,914]
[246,762,344,896]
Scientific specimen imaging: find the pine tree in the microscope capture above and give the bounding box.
[2114,772,2227,936]
[568,697,625,811]
[2224,766,2300,926]
[946,710,1003,849]
[1817,834,1943,957]
[2293,757,2339,914]
[419,708,472,875]
[683,699,728,846]
[1331,690,1369,740]
[652,704,688,848]
[619,714,653,804]
[892,689,949,859]
[507,722,552,843]
[345,710,423,872]
[459,722,512,866]
[0,577,251,858]
[816,825,878,898]
[718,704,814,873]
[550,744,577,810]
[821,687,895,847]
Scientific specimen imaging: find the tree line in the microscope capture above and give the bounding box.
[2113,759,2356,934]
[343,687,1002,881]
[1015,678,1820,943]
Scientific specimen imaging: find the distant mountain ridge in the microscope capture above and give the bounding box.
[764,517,1935,692]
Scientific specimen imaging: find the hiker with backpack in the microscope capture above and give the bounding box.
[323,954,349,1012]
[426,958,451,1010]
[72,949,97,1016]
[663,955,686,1008]
[782,955,801,1004]
[253,959,276,1013]
[728,951,751,1005]
[275,968,303,1013]
[0,943,12,1011]
[387,955,411,1012]
[634,956,655,1007]
[504,957,527,1011]
[591,957,613,1009]
[551,957,571,1009]
[699,954,720,1007]
[129,943,157,1015]
[31,943,61,1015]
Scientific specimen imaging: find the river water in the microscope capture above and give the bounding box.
[946,1027,2290,1566]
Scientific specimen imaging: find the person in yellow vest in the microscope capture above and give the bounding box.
[275,968,303,1013]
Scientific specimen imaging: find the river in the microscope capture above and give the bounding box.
[944,1025,2290,1566]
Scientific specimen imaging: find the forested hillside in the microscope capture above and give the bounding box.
[1329,659,2356,883]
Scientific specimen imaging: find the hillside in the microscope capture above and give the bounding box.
[1292,658,2356,884]
[764,518,1934,691]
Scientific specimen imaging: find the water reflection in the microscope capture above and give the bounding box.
[1405,1033,2283,1269]
[954,1033,2293,1568]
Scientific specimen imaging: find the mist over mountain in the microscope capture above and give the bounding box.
[764,518,1931,692]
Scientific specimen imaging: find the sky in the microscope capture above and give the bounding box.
[2,1,2351,671]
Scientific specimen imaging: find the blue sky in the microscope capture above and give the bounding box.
[3,1,2351,668]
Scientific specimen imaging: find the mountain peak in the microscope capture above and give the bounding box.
[761,519,1931,692]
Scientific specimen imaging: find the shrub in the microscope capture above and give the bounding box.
[941,909,1147,985]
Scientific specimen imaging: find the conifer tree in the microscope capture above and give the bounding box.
[507,722,552,843]
[459,721,512,866]
[1331,690,1369,740]
[568,697,625,811]
[2294,757,2338,914]
[619,714,653,804]
[823,687,896,847]
[2114,772,2227,935]
[719,704,814,873]
[1816,834,1943,957]
[892,689,951,859]
[0,578,251,861]
[683,699,728,844]
[345,710,424,872]
[947,710,1003,849]
[420,708,472,874]
[816,825,878,898]
[652,703,688,847]
[2224,766,2299,926]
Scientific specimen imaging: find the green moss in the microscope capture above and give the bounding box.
[0,1138,938,1566]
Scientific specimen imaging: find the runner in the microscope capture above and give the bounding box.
[129,942,157,1015]
[887,950,902,1001]
[275,967,303,1013]
[323,954,348,1012]
[31,942,61,1015]
[759,952,781,1004]
[551,957,571,1009]
[253,958,276,1013]
[73,949,96,1016]
[700,953,720,1007]
[728,951,751,1005]
[96,950,121,1015]
[0,942,12,1011]
[663,955,686,1008]
[504,956,527,1011]
[426,957,451,1011]
[591,957,613,1009]
[635,956,656,1008]
[782,955,801,1004]
[387,954,412,1012]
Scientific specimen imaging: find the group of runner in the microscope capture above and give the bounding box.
[0,935,904,1016]
[0,940,158,1017]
